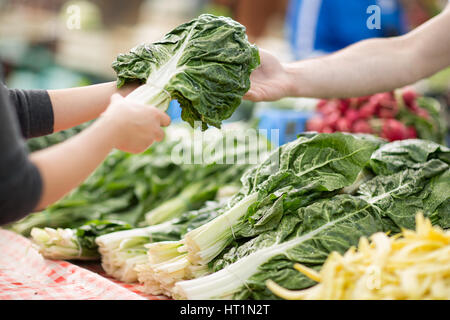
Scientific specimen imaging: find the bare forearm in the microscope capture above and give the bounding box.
[48,81,137,132]
[288,6,450,99]
[29,119,115,209]
[287,37,417,98]
[28,89,170,211]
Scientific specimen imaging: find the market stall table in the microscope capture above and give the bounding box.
[0,229,168,300]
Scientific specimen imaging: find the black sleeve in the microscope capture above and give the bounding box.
[0,84,43,226]
[5,84,54,138]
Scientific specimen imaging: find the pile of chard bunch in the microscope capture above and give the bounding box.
[306,89,445,143]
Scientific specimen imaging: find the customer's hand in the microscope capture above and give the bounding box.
[99,93,171,153]
[244,49,295,102]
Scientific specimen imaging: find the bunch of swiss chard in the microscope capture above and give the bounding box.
[96,200,228,283]
[132,133,383,296]
[113,13,260,130]
[110,133,448,300]
[307,89,447,144]
[31,220,132,260]
[172,137,449,300]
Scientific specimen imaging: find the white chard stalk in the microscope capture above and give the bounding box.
[124,19,198,110]
[181,193,258,265]
[30,227,92,260]
[175,211,360,300]
[96,222,172,282]
[136,241,188,296]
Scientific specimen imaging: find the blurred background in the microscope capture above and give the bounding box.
[1,0,449,145]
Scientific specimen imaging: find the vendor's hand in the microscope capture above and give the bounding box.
[244,49,295,102]
[99,93,171,153]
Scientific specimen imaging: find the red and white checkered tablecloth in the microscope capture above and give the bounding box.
[0,228,166,300]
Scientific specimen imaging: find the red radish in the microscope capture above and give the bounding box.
[415,107,430,120]
[306,117,325,132]
[322,126,334,133]
[377,100,398,119]
[352,120,373,134]
[378,107,397,118]
[367,93,391,110]
[370,92,394,107]
[338,99,351,114]
[345,109,359,123]
[402,89,418,107]
[320,100,341,116]
[358,102,378,119]
[355,96,371,106]
[335,117,351,132]
[323,111,341,130]
[316,99,328,112]
[407,126,417,139]
[316,92,425,141]
[349,97,360,109]
[406,100,420,112]
[381,119,410,141]
[349,96,371,109]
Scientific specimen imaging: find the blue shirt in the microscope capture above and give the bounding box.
[286,0,408,59]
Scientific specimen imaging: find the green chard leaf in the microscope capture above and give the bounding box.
[112,14,260,130]
[369,139,450,176]
[237,132,381,236]
[359,159,449,231]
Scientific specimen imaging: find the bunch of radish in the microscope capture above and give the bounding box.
[306,89,432,142]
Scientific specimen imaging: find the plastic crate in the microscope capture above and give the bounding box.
[167,100,182,122]
[256,108,314,146]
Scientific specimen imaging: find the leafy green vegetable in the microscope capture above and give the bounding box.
[175,161,449,299]
[175,195,383,299]
[361,161,449,230]
[144,129,270,225]
[369,139,450,175]
[11,124,268,236]
[10,140,186,235]
[182,133,382,265]
[96,201,227,282]
[172,136,449,300]
[113,14,260,130]
[134,133,381,295]
[30,220,131,260]
[365,139,450,232]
